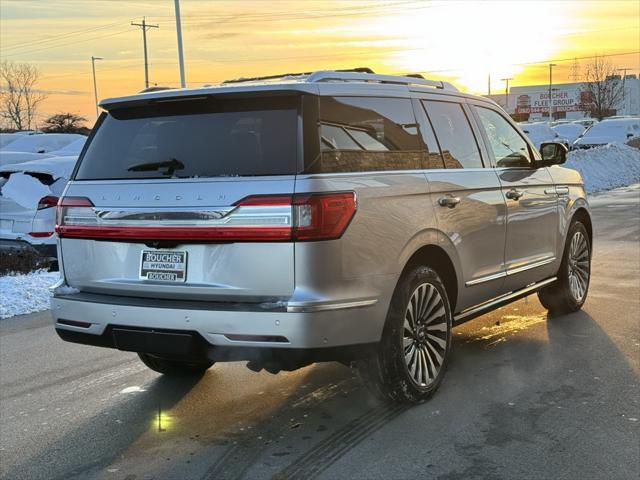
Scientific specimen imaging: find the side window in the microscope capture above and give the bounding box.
[412,98,445,169]
[308,96,421,173]
[474,106,531,168]
[422,100,483,169]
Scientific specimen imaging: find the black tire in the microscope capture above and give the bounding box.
[138,353,213,375]
[356,266,452,404]
[538,221,591,315]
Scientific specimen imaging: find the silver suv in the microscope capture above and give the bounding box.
[52,69,592,403]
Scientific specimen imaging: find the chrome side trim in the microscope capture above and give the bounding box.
[465,271,507,287]
[455,277,557,324]
[286,299,378,313]
[506,257,555,276]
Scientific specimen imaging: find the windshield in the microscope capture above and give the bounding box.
[74,96,299,180]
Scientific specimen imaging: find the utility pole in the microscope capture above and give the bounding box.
[487,73,491,96]
[548,63,556,120]
[91,56,103,120]
[501,77,513,111]
[131,17,159,89]
[174,0,186,88]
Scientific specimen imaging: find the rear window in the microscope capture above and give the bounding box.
[74,97,299,180]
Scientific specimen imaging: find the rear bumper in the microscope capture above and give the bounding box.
[51,291,382,352]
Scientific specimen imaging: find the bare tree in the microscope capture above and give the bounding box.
[0,61,47,131]
[580,56,624,120]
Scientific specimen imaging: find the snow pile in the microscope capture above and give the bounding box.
[0,270,60,319]
[565,143,640,192]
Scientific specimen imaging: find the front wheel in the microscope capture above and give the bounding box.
[357,266,452,404]
[538,221,591,315]
[138,353,214,375]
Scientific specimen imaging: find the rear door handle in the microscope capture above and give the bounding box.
[505,189,524,201]
[556,186,569,196]
[438,196,461,208]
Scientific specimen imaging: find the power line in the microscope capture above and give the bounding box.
[0,19,130,52]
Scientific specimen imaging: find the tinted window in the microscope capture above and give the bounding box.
[75,97,298,180]
[306,96,421,173]
[413,98,445,169]
[422,100,483,169]
[474,106,531,167]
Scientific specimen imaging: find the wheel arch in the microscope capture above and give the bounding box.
[401,244,459,312]
[571,207,593,245]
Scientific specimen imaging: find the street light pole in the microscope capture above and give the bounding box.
[548,63,556,120]
[501,77,513,111]
[174,0,186,88]
[91,56,103,120]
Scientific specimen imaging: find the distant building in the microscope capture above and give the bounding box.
[485,75,639,121]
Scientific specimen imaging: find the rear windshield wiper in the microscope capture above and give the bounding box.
[127,158,185,176]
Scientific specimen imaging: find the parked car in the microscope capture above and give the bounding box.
[552,123,587,147]
[519,122,568,149]
[51,69,592,404]
[573,117,640,149]
[0,133,85,154]
[0,156,77,260]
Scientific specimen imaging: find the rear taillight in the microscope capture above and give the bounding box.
[55,192,356,242]
[236,192,356,241]
[37,195,59,210]
[55,197,95,235]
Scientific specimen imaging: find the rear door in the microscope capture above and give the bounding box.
[417,97,508,312]
[470,102,558,291]
[59,95,300,302]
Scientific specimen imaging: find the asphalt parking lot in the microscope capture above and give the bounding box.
[1,185,639,480]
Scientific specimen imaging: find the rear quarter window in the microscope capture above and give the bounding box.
[306,96,422,173]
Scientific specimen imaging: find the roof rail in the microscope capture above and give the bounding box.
[223,67,375,84]
[306,70,458,91]
[139,86,174,93]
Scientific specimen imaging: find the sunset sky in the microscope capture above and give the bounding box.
[1,0,639,125]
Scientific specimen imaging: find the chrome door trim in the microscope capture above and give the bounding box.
[455,276,557,323]
[506,257,556,276]
[465,271,507,286]
[465,256,556,287]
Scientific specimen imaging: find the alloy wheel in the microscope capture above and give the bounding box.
[402,283,448,387]
[567,231,590,302]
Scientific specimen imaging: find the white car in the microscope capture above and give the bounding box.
[0,155,78,261]
[519,122,568,150]
[0,134,86,166]
[552,123,587,147]
[573,117,640,149]
[0,133,85,154]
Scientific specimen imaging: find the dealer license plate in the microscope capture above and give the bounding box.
[140,250,187,283]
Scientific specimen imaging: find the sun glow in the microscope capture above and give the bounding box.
[369,1,577,93]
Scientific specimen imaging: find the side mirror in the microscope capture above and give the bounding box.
[539,142,568,166]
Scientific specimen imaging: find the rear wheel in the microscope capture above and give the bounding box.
[138,353,213,375]
[357,266,452,404]
[538,221,591,315]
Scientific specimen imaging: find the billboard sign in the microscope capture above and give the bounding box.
[515,88,585,114]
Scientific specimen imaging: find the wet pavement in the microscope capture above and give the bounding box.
[1,185,639,480]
